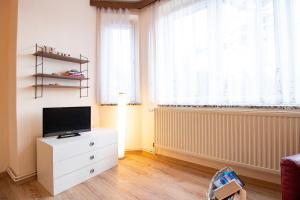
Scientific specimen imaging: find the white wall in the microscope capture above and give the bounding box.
[98,105,142,151]
[14,0,144,176]
[15,0,98,176]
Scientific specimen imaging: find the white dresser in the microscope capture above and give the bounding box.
[37,128,118,196]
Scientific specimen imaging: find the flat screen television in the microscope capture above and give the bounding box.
[43,106,91,138]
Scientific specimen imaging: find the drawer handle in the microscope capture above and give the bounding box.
[90,169,95,174]
[89,142,95,146]
[90,155,95,160]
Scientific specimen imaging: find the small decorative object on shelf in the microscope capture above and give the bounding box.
[63,69,86,78]
[33,44,89,99]
[43,45,55,53]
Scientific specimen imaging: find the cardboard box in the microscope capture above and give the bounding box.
[232,189,246,200]
[214,180,246,200]
[239,189,246,200]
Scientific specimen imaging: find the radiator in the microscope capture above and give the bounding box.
[154,107,300,173]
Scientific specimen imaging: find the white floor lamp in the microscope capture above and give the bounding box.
[117,92,127,159]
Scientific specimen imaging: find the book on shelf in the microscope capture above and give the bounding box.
[63,69,85,78]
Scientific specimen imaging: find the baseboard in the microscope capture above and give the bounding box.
[126,150,281,192]
[6,167,37,184]
[142,148,154,153]
[125,148,153,154]
[125,148,143,152]
[125,150,143,154]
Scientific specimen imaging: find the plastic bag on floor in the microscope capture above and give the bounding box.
[207,167,245,200]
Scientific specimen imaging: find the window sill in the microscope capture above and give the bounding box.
[157,105,300,117]
[158,104,300,110]
[100,103,142,106]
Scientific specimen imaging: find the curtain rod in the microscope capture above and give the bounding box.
[90,0,158,9]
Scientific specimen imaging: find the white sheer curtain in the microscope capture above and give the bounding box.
[97,8,139,104]
[148,0,300,106]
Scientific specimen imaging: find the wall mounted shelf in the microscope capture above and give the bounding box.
[33,51,89,64]
[33,44,89,99]
[33,73,89,81]
[33,85,89,89]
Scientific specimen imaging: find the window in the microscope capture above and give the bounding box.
[98,9,139,104]
[149,0,300,106]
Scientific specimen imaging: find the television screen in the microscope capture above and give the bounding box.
[43,106,91,138]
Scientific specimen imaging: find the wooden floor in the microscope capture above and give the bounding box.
[0,153,281,200]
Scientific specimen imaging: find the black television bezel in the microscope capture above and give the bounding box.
[43,106,91,138]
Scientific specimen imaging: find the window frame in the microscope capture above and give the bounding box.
[98,14,141,106]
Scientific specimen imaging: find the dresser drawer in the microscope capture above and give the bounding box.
[53,131,117,162]
[53,155,117,195]
[37,128,118,196]
[54,143,117,178]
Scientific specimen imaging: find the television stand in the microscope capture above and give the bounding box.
[57,133,81,139]
[37,128,118,195]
